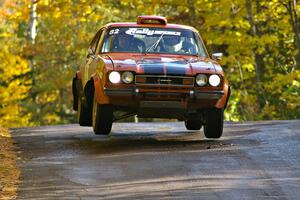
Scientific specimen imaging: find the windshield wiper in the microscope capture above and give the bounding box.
[145,32,164,53]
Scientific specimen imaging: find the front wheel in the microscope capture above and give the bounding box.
[204,108,224,139]
[92,96,113,135]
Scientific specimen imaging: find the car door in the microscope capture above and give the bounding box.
[80,29,104,87]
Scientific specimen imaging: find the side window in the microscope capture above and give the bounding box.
[89,29,103,54]
[194,33,208,57]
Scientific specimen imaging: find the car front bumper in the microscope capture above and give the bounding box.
[104,88,224,100]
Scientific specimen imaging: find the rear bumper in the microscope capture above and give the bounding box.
[104,88,224,100]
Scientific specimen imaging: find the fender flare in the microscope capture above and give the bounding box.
[216,81,230,109]
[91,74,110,105]
[83,75,110,118]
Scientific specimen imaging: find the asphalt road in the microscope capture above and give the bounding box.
[12,120,300,200]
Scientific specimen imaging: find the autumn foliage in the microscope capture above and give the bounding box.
[0,0,299,127]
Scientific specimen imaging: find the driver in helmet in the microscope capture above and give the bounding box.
[113,32,131,52]
[113,32,144,52]
[163,36,182,53]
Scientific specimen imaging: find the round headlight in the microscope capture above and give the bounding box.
[109,71,121,84]
[121,71,134,84]
[196,74,208,86]
[209,74,221,87]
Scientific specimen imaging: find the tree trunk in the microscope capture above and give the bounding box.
[27,0,37,101]
[291,0,300,69]
[245,0,266,108]
[285,0,300,69]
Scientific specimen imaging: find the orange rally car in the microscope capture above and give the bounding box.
[72,16,230,138]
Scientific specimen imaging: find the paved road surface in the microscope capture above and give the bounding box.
[12,120,300,199]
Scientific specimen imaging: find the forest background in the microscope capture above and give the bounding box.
[0,0,299,128]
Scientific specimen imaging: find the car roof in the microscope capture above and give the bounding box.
[103,22,198,33]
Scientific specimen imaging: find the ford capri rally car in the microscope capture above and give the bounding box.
[72,16,230,138]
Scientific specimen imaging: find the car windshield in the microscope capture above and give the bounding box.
[101,27,207,56]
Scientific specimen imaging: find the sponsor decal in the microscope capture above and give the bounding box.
[109,28,181,36]
[125,28,181,36]
[109,29,120,35]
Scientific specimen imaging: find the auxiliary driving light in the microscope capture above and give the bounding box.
[109,71,121,84]
[196,74,208,86]
[121,71,134,84]
[209,74,221,87]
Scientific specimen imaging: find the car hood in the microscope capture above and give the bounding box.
[106,54,218,76]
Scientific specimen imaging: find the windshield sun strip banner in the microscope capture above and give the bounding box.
[109,28,181,36]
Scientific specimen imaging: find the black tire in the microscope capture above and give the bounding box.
[78,98,92,126]
[92,96,113,135]
[72,77,79,111]
[185,120,202,130]
[204,108,224,139]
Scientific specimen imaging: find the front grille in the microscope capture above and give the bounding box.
[135,75,194,86]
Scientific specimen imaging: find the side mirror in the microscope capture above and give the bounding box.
[87,48,94,58]
[212,53,223,61]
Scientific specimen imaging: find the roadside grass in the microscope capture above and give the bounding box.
[0,127,20,200]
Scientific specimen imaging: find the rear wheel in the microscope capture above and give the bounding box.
[184,120,202,130]
[78,98,92,126]
[204,108,224,139]
[92,95,113,135]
